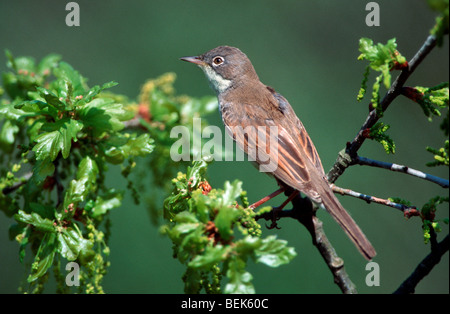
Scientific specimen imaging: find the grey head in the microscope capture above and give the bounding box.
[180,46,259,94]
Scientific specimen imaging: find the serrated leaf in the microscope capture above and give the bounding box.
[63,157,100,209]
[77,156,99,182]
[14,210,55,233]
[214,206,240,241]
[78,98,128,133]
[174,211,200,224]
[57,227,94,262]
[122,133,154,157]
[83,81,119,104]
[90,190,123,217]
[53,61,86,95]
[28,232,57,282]
[0,99,34,120]
[32,157,55,184]
[254,235,297,267]
[221,180,242,207]
[36,87,65,111]
[185,159,210,189]
[33,118,83,161]
[224,257,255,294]
[15,100,58,118]
[104,134,154,164]
[188,244,229,269]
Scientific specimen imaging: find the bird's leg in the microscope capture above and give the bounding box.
[249,187,284,209]
[267,190,300,229]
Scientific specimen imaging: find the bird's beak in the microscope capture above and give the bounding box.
[180,55,205,66]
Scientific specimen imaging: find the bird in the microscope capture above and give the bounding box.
[180,46,376,260]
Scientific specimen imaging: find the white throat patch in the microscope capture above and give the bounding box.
[200,65,232,94]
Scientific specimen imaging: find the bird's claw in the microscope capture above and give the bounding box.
[265,207,281,229]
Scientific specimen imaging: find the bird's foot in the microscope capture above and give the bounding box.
[266,207,281,229]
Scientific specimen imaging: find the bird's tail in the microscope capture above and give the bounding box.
[318,183,376,260]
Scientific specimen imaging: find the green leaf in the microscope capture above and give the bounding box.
[28,232,57,282]
[103,134,154,164]
[254,235,297,267]
[214,206,240,241]
[403,84,449,120]
[0,119,19,153]
[53,61,86,95]
[224,257,255,294]
[358,38,406,74]
[15,99,58,118]
[167,211,201,240]
[78,98,128,133]
[221,180,243,207]
[426,140,449,167]
[121,133,154,157]
[0,99,35,122]
[188,245,229,269]
[63,156,99,209]
[33,118,83,161]
[14,210,55,233]
[183,268,203,294]
[83,81,119,104]
[369,122,396,154]
[77,156,99,182]
[57,227,95,262]
[32,158,55,184]
[90,189,123,218]
[186,159,210,189]
[35,87,65,111]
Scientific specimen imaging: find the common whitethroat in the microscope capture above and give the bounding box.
[180,46,376,260]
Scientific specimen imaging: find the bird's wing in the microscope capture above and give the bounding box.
[220,97,323,202]
[271,90,325,176]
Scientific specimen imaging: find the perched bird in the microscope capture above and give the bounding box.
[180,46,376,260]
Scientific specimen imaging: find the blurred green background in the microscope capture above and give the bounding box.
[0,0,448,293]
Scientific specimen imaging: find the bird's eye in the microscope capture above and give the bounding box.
[212,56,224,66]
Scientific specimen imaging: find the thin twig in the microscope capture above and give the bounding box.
[330,184,420,218]
[393,234,449,294]
[355,156,449,188]
[328,35,438,184]
[1,172,32,195]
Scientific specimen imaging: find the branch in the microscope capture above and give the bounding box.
[1,172,32,195]
[328,35,438,184]
[330,184,420,218]
[393,234,449,294]
[355,156,449,188]
[255,194,358,294]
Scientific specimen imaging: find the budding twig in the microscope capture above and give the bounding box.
[328,35,438,184]
[330,184,420,217]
